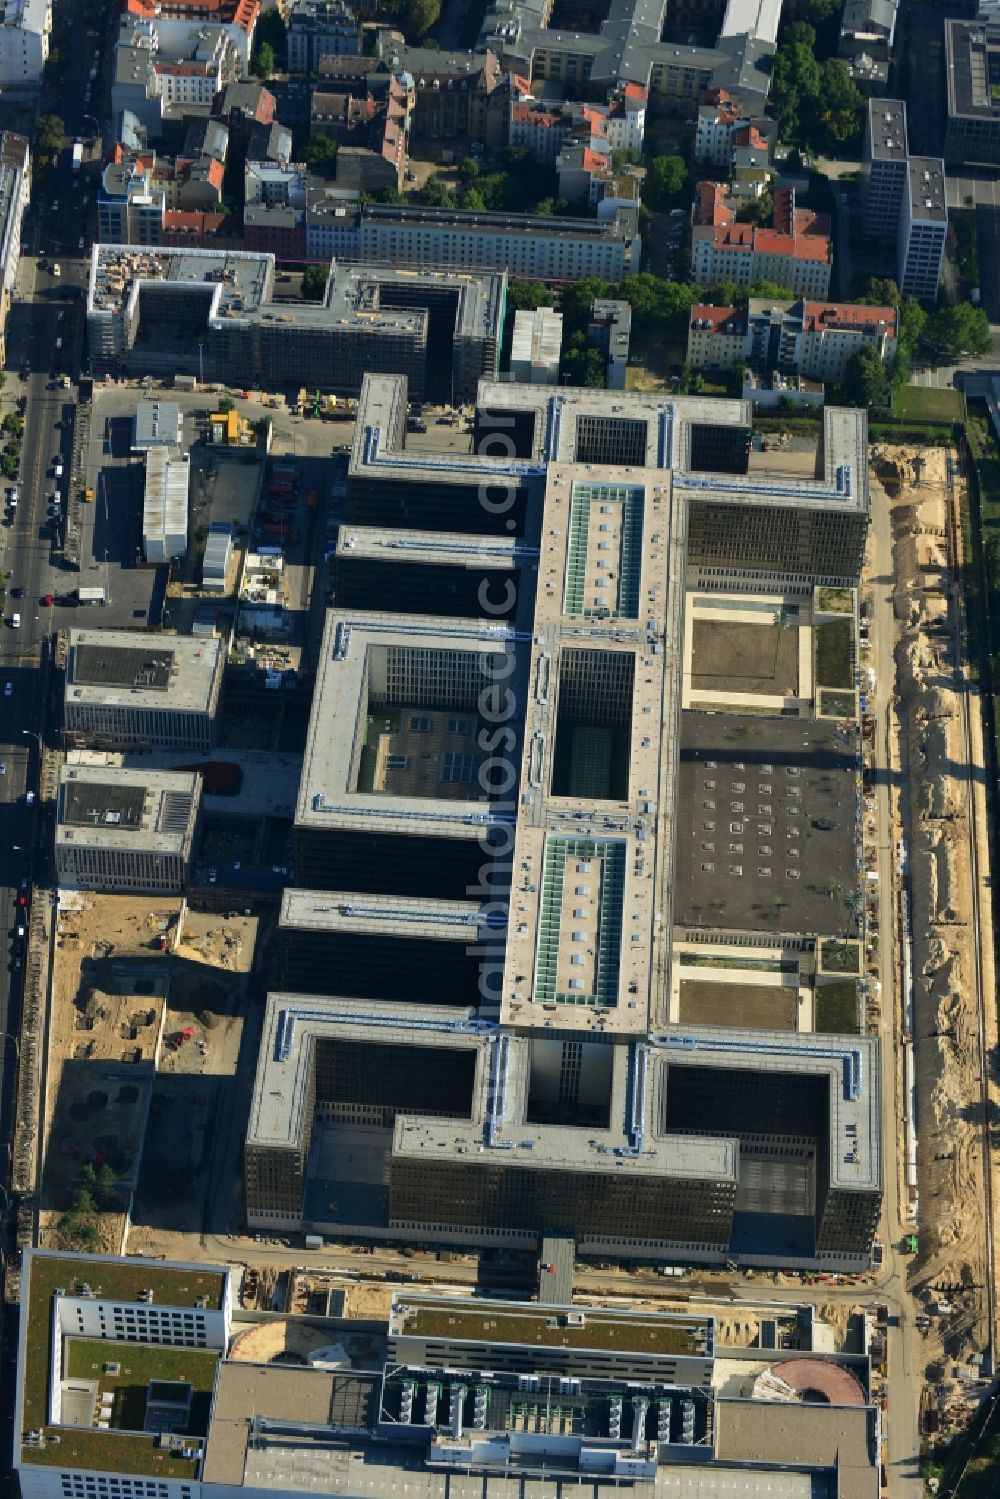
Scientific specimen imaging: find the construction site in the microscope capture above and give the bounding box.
[39,893,259,1256]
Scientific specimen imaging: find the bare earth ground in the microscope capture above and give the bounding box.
[877,445,1000,1430]
[690,618,799,696]
[677,980,797,1030]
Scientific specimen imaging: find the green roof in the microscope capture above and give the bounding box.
[20,1254,226,1478]
[402,1305,703,1357]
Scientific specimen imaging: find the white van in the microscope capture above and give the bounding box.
[11,612,20,627]
[55,336,62,350]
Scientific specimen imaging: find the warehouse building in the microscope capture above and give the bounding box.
[85,246,505,401]
[55,764,202,893]
[142,447,189,564]
[63,630,224,752]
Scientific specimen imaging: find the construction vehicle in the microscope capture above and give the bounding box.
[171,1027,195,1049]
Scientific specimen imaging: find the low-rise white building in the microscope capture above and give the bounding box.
[142,447,190,564]
[55,763,202,892]
[510,305,562,384]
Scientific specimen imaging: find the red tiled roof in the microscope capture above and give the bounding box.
[803,301,897,333]
[622,82,647,101]
[511,104,561,127]
[125,0,259,33]
[754,228,830,262]
[732,124,769,152]
[689,304,745,332]
[693,179,734,226]
[581,148,608,172]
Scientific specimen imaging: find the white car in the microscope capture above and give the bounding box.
[11,613,20,628]
[3,683,11,697]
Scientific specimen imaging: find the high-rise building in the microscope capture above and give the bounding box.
[863,97,947,302]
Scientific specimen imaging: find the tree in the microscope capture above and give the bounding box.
[406,0,440,37]
[505,280,549,313]
[747,279,794,300]
[862,277,900,306]
[562,333,606,387]
[837,345,892,414]
[217,396,235,413]
[641,154,687,211]
[252,41,275,79]
[924,303,992,360]
[254,8,287,67]
[420,173,453,207]
[735,190,773,226]
[706,280,742,308]
[301,263,329,301]
[302,131,338,174]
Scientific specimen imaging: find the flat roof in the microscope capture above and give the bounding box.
[391,1297,710,1357]
[716,1399,877,1486]
[296,610,521,840]
[946,18,1000,122]
[673,712,860,937]
[361,201,636,242]
[866,97,907,158]
[17,1251,227,1478]
[57,765,200,854]
[66,630,222,715]
[336,525,521,570]
[907,156,948,222]
[280,888,488,942]
[247,993,490,1152]
[202,1365,379,1486]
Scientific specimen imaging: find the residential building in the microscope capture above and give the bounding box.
[244,159,308,207]
[142,447,190,563]
[686,303,749,369]
[55,764,201,892]
[357,201,641,281]
[510,305,562,383]
[509,90,646,166]
[63,629,224,752]
[305,183,361,258]
[123,0,259,69]
[86,245,504,401]
[475,0,777,113]
[286,0,359,69]
[587,296,631,389]
[691,184,832,297]
[243,201,306,257]
[376,42,508,146]
[944,17,1000,167]
[0,132,30,367]
[112,20,238,138]
[687,298,898,381]
[899,156,947,301]
[0,0,49,86]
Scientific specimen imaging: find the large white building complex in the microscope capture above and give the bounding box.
[242,374,881,1275]
[14,1250,882,1499]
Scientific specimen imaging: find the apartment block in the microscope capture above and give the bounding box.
[357,202,641,282]
[55,764,202,893]
[691,185,832,298]
[286,0,359,70]
[863,96,948,300]
[862,97,908,241]
[688,299,898,383]
[63,629,224,752]
[0,131,29,366]
[587,297,631,389]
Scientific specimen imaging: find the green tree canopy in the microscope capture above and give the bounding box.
[641,154,687,211]
[406,0,441,37]
[561,331,606,387]
[302,131,338,174]
[506,280,550,312]
[924,302,992,359]
[35,113,64,159]
[837,345,892,413]
[252,41,275,79]
[301,263,330,302]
